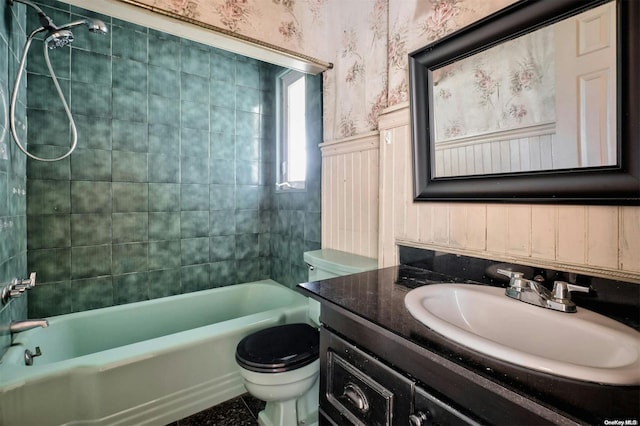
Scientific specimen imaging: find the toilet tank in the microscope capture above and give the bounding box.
[303,249,378,281]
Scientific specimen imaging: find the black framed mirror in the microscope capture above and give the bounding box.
[409,0,639,204]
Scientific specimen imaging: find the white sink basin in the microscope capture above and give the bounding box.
[405,284,640,385]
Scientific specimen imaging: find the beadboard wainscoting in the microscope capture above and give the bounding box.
[320,133,379,260]
[377,103,640,282]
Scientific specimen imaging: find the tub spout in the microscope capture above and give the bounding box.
[10,319,49,333]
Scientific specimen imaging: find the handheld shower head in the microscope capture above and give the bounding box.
[44,30,74,49]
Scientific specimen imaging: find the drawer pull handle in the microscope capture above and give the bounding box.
[343,382,369,413]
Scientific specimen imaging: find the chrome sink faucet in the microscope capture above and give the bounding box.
[497,269,590,313]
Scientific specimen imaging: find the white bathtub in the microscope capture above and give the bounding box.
[0,280,311,425]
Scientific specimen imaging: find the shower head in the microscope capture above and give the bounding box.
[57,18,108,35]
[85,19,108,34]
[45,30,74,49]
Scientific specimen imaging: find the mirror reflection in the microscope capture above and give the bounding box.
[431,2,616,178]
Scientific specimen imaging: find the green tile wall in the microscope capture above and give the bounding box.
[1,0,29,358]
[25,1,321,317]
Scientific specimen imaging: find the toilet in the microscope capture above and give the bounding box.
[235,249,377,426]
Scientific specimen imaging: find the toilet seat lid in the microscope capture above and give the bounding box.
[235,323,319,373]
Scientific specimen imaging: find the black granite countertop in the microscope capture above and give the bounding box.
[297,250,640,425]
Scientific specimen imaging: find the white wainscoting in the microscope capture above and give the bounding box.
[377,103,640,282]
[320,132,380,260]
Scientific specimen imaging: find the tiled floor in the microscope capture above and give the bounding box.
[169,394,265,426]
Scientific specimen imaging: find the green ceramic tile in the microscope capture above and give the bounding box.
[71,148,112,181]
[181,128,209,158]
[259,233,270,257]
[113,88,147,123]
[28,281,72,317]
[112,212,148,243]
[181,100,209,130]
[112,120,148,153]
[235,233,258,260]
[149,212,180,241]
[70,276,113,312]
[113,57,147,92]
[304,211,321,243]
[112,242,148,274]
[181,44,210,78]
[71,81,111,118]
[71,214,111,246]
[148,183,180,212]
[235,134,260,163]
[236,258,261,283]
[26,109,71,147]
[236,185,259,210]
[113,25,147,63]
[209,235,235,262]
[113,272,149,304]
[210,106,235,134]
[27,214,70,249]
[235,111,260,139]
[70,181,111,214]
[210,132,235,160]
[209,210,235,236]
[112,151,148,182]
[210,158,235,185]
[149,65,179,98]
[148,34,180,71]
[149,124,179,155]
[73,114,112,150]
[210,185,235,211]
[180,156,208,184]
[27,248,71,283]
[236,86,260,114]
[71,244,111,279]
[211,52,235,83]
[148,268,181,299]
[71,49,112,85]
[27,74,70,111]
[148,240,181,270]
[26,146,70,180]
[236,59,259,88]
[181,184,209,211]
[235,161,259,185]
[209,260,236,287]
[181,263,210,292]
[235,209,260,234]
[180,237,209,266]
[181,211,209,238]
[181,72,209,105]
[149,94,180,126]
[112,182,148,212]
[210,80,235,109]
[27,179,71,215]
[148,153,180,184]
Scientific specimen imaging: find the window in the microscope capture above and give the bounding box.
[277,70,306,191]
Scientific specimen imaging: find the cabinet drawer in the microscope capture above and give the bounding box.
[327,351,395,426]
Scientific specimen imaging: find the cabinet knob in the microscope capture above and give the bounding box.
[409,411,429,426]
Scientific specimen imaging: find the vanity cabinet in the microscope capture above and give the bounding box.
[317,301,577,426]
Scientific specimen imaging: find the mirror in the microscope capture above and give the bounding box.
[409,0,639,204]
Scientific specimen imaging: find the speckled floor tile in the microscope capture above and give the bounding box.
[173,394,265,426]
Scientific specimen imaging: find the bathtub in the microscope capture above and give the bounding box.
[0,279,311,426]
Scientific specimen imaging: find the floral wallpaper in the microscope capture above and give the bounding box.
[432,26,555,141]
[124,0,519,141]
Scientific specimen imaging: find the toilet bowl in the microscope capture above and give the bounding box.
[236,323,319,426]
[236,250,377,426]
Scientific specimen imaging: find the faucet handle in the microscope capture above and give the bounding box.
[496,269,528,289]
[552,281,591,300]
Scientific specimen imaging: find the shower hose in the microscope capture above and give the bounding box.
[9,27,78,162]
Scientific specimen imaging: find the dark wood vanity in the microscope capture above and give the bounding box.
[298,250,640,425]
